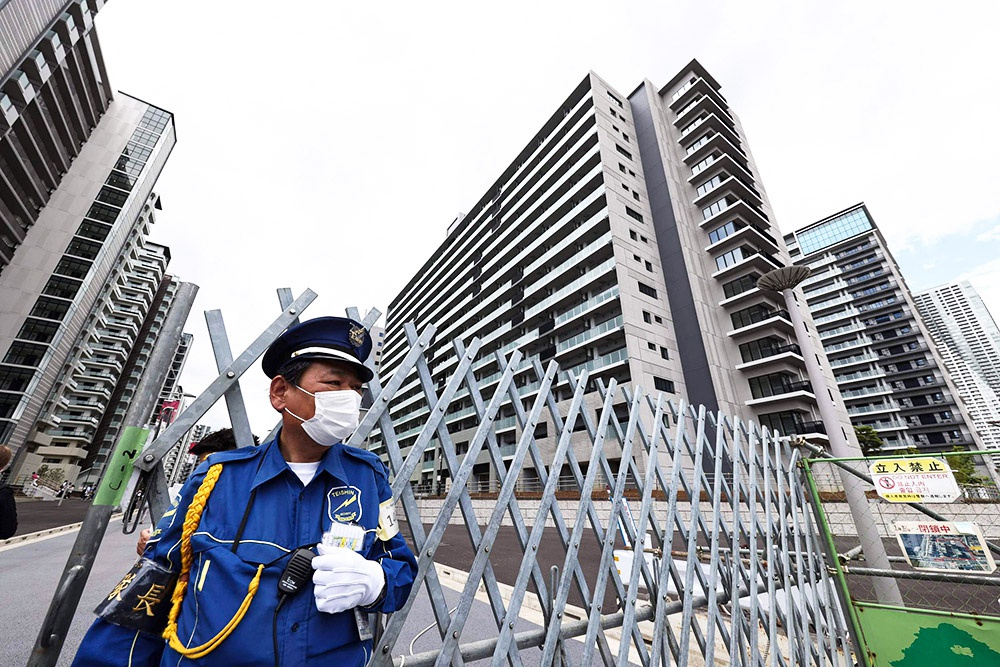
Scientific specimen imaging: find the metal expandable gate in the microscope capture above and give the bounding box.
[361,320,852,666]
[29,296,854,666]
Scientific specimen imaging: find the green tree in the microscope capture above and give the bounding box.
[854,425,885,456]
[948,446,987,485]
[36,464,65,485]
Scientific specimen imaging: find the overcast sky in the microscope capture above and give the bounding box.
[93,1,1000,435]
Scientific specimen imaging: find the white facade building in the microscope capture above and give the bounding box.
[913,281,1000,464]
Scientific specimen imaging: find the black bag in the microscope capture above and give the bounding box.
[0,485,17,539]
[94,557,178,635]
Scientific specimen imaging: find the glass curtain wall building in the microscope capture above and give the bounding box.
[785,204,983,455]
[376,61,844,492]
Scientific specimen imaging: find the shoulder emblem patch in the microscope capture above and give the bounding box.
[327,485,363,524]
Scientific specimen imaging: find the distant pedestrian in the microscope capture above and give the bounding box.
[0,445,17,539]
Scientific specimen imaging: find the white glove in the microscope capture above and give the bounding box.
[312,543,385,614]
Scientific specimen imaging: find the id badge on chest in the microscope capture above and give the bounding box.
[354,608,374,641]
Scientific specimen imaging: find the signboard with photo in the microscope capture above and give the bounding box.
[895,520,996,573]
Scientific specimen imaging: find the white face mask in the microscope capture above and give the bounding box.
[285,385,362,446]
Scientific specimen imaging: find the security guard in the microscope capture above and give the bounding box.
[73,316,417,666]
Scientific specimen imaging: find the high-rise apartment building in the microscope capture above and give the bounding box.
[158,330,193,407]
[164,422,211,488]
[82,271,197,484]
[785,204,982,455]
[0,1,181,482]
[1,0,111,270]
[913,281,1000,461]
[376,61,850,490]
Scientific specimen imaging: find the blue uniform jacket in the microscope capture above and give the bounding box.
[72,434,417,666]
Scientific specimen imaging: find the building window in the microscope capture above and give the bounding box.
[703,197,730,220]
[42,275,82,300]
[616,144,633,160]
[645,261,653,272]
[647,342,656,351]
[625,206,644,223]
[654,315,663,324]
[53,256,92,280]
[638,282,657,298]
[722,273,759,299]
[660,347,669,360]
[653,377,675,393]
[608,92,623,108]
[16,318,59,343]
[715,246,756,270]
[633,191,640,202]
[642,311,652,324]
[619,163,626,173]
[630,230,638,241]
[3,341,48,367]
[708,220,738,244]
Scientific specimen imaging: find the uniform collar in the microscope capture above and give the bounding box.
[251,429,349,490]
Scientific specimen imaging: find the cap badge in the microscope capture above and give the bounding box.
[348,325,366,349]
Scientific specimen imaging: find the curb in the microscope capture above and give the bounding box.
[0,511,122,549]
[0,521,84,547]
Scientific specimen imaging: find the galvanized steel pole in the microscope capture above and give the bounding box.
[27,282,199,667]
[759,267,903,606]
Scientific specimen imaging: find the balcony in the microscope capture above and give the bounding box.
[683,132,747,170]
[746,381,815,408]
[810,295,853,314]
[818,323,865,341]
[728,310,793,339]
[736,344,804,371]
[823,335,871,354]
[705,221,780,255]
[682,115,741,156]
[719,286,762,308]
[829,353,879,368]
[712,250,782,280]
[834,368,886,385]
[840,383,893,400]
[674,91,731,128]
[804,279,848,301]
[814,307,858,326]
[688,149,753,188]
[789,420,827,436]
[693,173,763,209]
[847,403,900,417]
[669,77,727,113]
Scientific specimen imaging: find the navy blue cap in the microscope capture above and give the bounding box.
[262,316,374,381]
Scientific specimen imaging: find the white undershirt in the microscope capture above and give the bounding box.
[286,461,321,486]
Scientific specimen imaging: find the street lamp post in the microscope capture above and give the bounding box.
[758,266,903,605]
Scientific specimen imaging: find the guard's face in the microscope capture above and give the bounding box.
[271,359,363,420]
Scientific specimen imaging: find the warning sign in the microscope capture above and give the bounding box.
[869,457,961,503]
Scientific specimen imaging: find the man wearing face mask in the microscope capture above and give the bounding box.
[72,316,417,667]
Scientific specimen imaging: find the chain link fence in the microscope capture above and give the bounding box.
[802,449,1000,666]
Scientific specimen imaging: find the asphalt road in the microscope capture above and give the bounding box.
[0,512,629,667]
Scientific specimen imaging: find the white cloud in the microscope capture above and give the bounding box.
[88,0,1000,432]
[975,225,1000,244]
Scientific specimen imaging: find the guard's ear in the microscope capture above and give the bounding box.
[269,375,291,412]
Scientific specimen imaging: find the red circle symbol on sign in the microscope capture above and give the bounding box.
[878,477,895,490]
